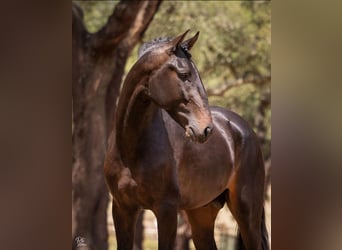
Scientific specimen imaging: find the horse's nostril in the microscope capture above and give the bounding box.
[204,126,213,138]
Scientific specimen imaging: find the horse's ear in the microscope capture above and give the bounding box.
[167,29,190,54]
[181,31,200,51]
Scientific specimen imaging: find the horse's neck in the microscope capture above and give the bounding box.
[115,69,162,162]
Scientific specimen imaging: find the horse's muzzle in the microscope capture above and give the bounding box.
[185,124,213,143]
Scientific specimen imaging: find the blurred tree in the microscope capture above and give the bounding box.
[72,1,161,250]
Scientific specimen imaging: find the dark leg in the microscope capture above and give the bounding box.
[134,210,144,250]
[226,175,265,250]
[186,199,224,250]
[153,202,178,250]
[112,201,139,250]
[175,211,191,250]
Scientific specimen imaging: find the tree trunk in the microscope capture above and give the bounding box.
[72,1,162,250]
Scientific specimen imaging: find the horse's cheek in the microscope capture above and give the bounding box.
[151,78,180,106]
[149,79,169,106]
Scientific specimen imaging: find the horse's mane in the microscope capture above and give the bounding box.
[138,37,172,58]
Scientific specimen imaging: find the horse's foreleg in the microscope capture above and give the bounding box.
[112,201,139,250]
[153,202,178,250]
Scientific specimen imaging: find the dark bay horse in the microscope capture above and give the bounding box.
[104,30,269,250]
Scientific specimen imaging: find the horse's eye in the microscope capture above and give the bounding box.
[178,72,190,81]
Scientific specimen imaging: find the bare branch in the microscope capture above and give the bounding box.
[206,75,271,97]
[91,1,162,53]
[206,78,244,96]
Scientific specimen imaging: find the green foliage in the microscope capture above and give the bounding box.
[74,1,117,33]
[209,84,261,126]
[143,1,271,88]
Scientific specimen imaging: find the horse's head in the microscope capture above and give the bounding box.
[144,30,213,143]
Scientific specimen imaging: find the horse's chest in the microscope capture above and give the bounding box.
[130,131,179,193]
[176,136,233,208]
